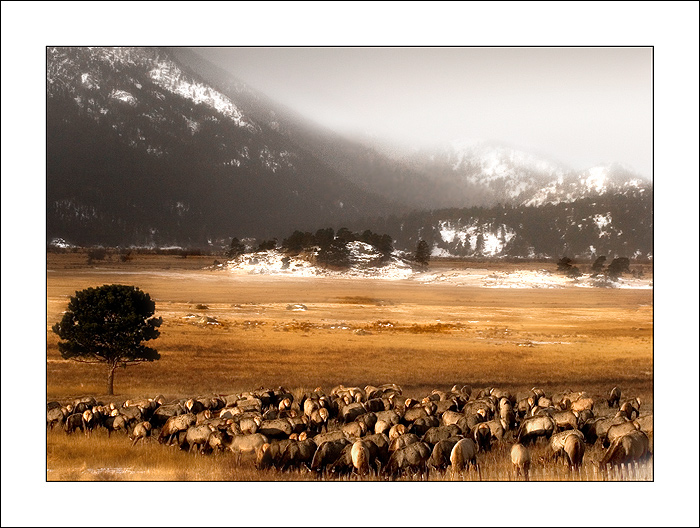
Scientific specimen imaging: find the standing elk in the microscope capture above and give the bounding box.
[351,440,371,475]
[81,410,96,436]
[474,423,492,452]
[510,443,531,481]
[607,386,622,408]
[619,398,642,420]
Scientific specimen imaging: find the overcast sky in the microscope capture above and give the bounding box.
[193,46,652,178]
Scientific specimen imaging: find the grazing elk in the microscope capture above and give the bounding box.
[563,432,585,470]
[517,415,557,445]
[279,438,317,471]
[64,413,84,435]
[387,441,432,478]
[159,413,196,445]
[310,438,352,474]
[52,383,653,482]
[511,443,531,481]
[130,421,152,446]
[228,433,269,462]
[428,438,461,471]
[450,438,479,477]
[600,430,650,469]
[47,407,66,430]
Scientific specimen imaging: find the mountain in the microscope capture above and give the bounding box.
[46,46,394,247]
[397,140,652,208]
[46,47,651,256]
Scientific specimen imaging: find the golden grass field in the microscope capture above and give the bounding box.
[46,252,653,482]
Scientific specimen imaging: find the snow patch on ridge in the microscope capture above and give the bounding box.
[581,166,608,193]
[148,61,254,130]
[110,89,137,106]
[436,220,515,256]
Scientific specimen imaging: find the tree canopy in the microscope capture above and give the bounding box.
[52,284,162,395]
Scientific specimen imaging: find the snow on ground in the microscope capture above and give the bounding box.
[413,268,652,289]
[220,246,414,280]
[218,249,652,289]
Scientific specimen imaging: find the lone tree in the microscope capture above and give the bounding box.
[52,284,162,395]
[415,239,430,267]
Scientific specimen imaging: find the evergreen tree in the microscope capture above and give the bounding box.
[557,256,574,272]
[314,227,335,249]
[607,257,631,280]
[52,284,162,395]
[415,239,430,267]
[227,237,246,259]
[475,233,485,255]
[282,230,313,252]
[256,238,277,251]
[317,238,351,269]
[377,234,394,261]
[591,255,607,276]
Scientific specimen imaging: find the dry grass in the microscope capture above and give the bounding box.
[46,427,651,482]
[46,255,653,480]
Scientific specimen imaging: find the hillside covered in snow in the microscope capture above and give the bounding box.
[216,247,651,289]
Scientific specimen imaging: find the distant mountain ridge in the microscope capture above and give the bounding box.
[397,140,651,208]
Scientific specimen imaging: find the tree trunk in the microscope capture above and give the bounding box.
[107,363,116,395]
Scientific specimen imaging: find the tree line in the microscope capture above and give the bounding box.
[227,228,431,269]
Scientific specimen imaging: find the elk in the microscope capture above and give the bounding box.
[511,443,531,481]
[450,438,479,477]
[600,430,649,469]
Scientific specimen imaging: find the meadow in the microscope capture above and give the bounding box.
[46,252,653,481]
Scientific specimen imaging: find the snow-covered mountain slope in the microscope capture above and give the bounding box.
[48,47,255,131]
[403,140,651,207]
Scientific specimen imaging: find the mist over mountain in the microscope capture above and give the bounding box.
[46,47,652,258]
[385,139,651,207]
[170,48,464,210]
